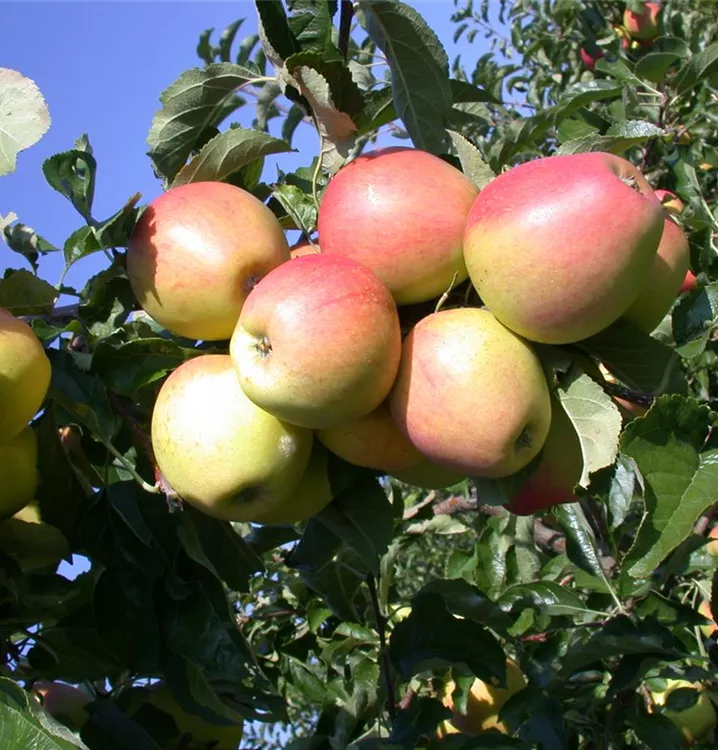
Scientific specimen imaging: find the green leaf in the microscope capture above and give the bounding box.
[675,42,718,95]
[622,395,718,578]
[472,455,541,507]
[171,127,291,187]
[389,591,505,684]
[287,0,340,58]
[315,474,393,576]
[557,120,664,156]
[635,51,684,83]
[42,147,97,223]
[498,580,588,618]
[358,0,452,154]
[419,579,513,632]
[147,63,261,183]
[446,130,495,189]
[556,371,622,488]
[671,281,718,358]
[0,268,57,315]
[78,264,135,341]
[256,0,299,69]
[271,183,317,234]
[0,68,51,176]
[2,218,58,273]
[552,504,610,587]
[588,454,640,532]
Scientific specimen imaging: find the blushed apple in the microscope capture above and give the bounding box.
[698,600,717,638]
[317,147,478,305]
[0,426,38,519]
[0,307,51,442]
[151,355,312,521]
[389,459,467,490]
[127,182,289,341]
[680,271,697,294]
[290,238,321,258]
[650,679,717,745]
[580,47,604,70]
[389,308,551,478]
[463,152,664,344]
[706,526,718,556]
[624,188,690,332]
[30,682,91,731]
[230,254,401,430]
[623,2,661,41]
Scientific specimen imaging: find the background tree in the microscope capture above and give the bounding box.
[1,1,718,749]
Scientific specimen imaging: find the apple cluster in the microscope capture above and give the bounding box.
[129,147,693,524]
[0,308,51,520]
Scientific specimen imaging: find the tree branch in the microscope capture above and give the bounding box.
[367,572,397,722]
[338,0,354,61]
[601,381,655,407]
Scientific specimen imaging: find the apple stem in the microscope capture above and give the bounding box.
[367,571,397,723]
[434,272,460,314]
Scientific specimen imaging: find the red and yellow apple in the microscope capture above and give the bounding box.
[231,254,401,430]
[464,152,664,344]
[698,600,717,638]
[650,679,717,746]
[504,397,583,516]
[623,2,661,41]
[389,308,551,478]
[580,47,604,70]
[151,355,312,521]
[290,239,321,259]
[623,188,690,332]
[30,681,91,730]
[0,308,51,442]
[0,426,38,519]
[705,526,718,556]
[127,182,289,341]
[317,147,478,305]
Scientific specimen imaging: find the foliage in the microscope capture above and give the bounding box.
[1,1,718,749]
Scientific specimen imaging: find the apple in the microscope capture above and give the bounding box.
[655,189,685,217]
[705,526,718,556]
[317,400,425,473]
[650,678,717,746]
[127,181,289,341]
[230,254,401,430]
[389,459,467,490]
[317,146,478,305]
[0,307,51,442]
[623,2,661,41]
[698,600,717,638]
[252,442,333,525]
[0,427,38,519]
[30,681,91,730]
[623,189,690,332]
[151,355,312,521]
[504,397,583,516]
[290,238,321,259]
[0,500,70,571]
[389,308,551,478]
[463,152,664,344]
[681,271,697,294]
[580,47,604,70]
[440,659,527,736]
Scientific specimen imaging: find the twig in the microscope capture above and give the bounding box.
[601,381,655,407]
[398,686,415,711]
[367,572,397,722]
[338,0,354,61]
[236,608,303,625]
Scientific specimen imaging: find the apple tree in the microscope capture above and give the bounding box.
[1,1,718,748]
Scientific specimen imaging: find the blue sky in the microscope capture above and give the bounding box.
[1,1,480,295]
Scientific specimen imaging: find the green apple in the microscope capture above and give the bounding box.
[0,307,51,442]
[317,400,425,473]
[440,659,527,736]
[151,355,312,521]
[389,459,466,490]
[463,152,664,344]
[127,181,289,341]
[230,254,401,430]
[389,308,551,478]
[253,442,333,525]
[624,189,690,332]
[651,679,717,746]
[30,681,91,730]
[317,147,478,305]
[0,500,70,570]
[0,426,38,519]
[623,2,661,41]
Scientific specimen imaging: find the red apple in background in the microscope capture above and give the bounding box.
[699,600,717,638]
[231,254,401,429]
[623,2,661,41]
[706,526,718,556]
[680,271,697,294]
[504,397,583,516]
[389,308,551,478]
[127,182,289,341]
[580,47,604,70]
[623,188,690,332]
[317,147,478,305]
[290,239,321,259]
[30,682,91,730]
[463,152,664,344]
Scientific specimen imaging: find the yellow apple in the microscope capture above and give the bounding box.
[650,679,717,746]
[0,307,51,442]
[441,659,527,735]
[0,426,38,519]
[252,442,333,525]
[0,500,70,570]
[151,355,312,522]
[30,681,91,730]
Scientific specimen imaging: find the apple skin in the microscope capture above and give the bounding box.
[231,254,401,430]
[440,659,527,736]
[127,182,289,341]
[151,355,312,521]
[623,188,690,332]
[317,147,478,305]
[252,442,333,525]
[580,47,603,70]
[698,600,717,638]
[31,682,91,730]
[623,2,661,41]
[389,459,467,490]
[705,526,718,556]
[463,152,664,344]
[680,271,697,294]
[389,308,551,478]
[317,400,425,473]
[0,308,51,442]
[290,239,321,259]
[504,397,583,516]
[0,426,38,519]
[651,679,717,746]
